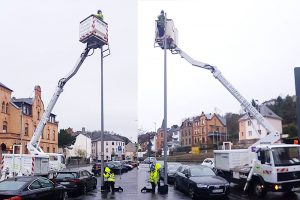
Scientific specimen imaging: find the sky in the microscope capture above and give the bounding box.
[0,0,137,141]
[138,0,300,133]
[1,0,300,142]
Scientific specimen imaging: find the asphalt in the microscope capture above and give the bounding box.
[68,164,300,200]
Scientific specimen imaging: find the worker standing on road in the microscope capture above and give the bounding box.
[157,10,166,37]
[96,9,104,21]
[149,162,161,194]
[103,166,115,193]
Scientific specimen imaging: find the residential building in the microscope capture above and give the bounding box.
[138,132,156,152]
[239,104,282,141]
[167,125,181,150]
[0,83,58,154]
[180,118,193,146]
[155,127,172,151]
[125,142,136,160]
[91,133,125,161]
[65,128,91,159]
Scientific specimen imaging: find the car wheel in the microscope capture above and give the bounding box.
[174,180,179,190]
[93,180,97,190]
[253,181,267,198]
[189,186,196,200]
[82,184,87,195]
[61,191,68,200]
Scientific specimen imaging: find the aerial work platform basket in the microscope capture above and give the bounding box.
[79,14,108,47]
[154,19,178,49]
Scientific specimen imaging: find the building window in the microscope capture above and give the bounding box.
[106,142,108,146]
[5,103,8,114]
[3,121,7,133]
[189,138,191,144]
[24,123,29,136]
[248,131,252,136]
[47,147,49,153]
[106,148,108,153]
[112,142,114,145]
[47,129,50,140]
[53,148,55,153]
[25,145,28,154]
[112,148,115,153]
[1,102,5,113]
[53,131,55,141]
[242,132,243,136]
[38,112,40,120]
[258,130,261,135]
[248,121,251,126]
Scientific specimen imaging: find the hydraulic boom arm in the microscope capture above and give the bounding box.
[28,47,91,155]
[172,47,280,149]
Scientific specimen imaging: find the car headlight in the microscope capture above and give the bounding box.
[197,184,208,188]
[225,183,230,187]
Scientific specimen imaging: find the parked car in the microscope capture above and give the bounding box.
[0,176,67,200]
[201,158,215,169]
[92,163,101,176]
[174,165,230,199]
[160,162,182,183]
[53,169,97,196]
[125,160,138,168]
[108,161,128,173]
[143,157,156,164]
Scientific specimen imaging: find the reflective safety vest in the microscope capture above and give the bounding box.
[149,170,159,184]
[104,172,115,182]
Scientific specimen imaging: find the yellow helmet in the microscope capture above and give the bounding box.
[105,167,111,173]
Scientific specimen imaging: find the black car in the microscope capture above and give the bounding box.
[53,169,97,196]
[0,176,67,200]
[174,165,230,199]
[160,162,181,184]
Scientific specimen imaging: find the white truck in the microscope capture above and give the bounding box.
[1,14,109,180]
[155,16,300,198]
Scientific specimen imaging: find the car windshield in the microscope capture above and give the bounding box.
[0,181,26,191]
[190,167,215,177]
[56,172,78,179]
[272,147,300,166]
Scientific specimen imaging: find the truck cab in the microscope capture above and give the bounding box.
[254,144,300,192]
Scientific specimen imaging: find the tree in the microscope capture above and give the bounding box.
[58,129,76,148]
[225,112,242,141]
[75,149,86,158]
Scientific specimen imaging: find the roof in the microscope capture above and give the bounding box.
[12,98,34,105]
[91,132,124,142]
[239,104,282,121]
[0,82,13,92]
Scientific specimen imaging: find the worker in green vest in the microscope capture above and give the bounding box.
[103,166,115,193]
[149,162,161,193]
[96,10,104,21]
[157,10,166,37]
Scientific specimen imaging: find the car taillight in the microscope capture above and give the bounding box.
[4,196,22,200]
[71,179,81,183]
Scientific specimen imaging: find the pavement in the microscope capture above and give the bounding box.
[68,164,300,200]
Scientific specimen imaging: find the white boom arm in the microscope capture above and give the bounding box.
[28,47,91,155]
[172,47,280,149]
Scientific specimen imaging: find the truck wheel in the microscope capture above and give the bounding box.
[253,181,267,198]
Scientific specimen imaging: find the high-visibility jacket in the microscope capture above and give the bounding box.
[103,167,115,182]
[149,163,161,184]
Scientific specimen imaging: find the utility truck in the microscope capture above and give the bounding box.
[1,14,109,179]
[155,15,300,198]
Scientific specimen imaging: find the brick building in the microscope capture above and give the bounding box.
[0,83,58,154]
[180,118,193,146]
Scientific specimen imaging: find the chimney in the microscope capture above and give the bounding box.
[82,127,86,135]
[34,85,41,98]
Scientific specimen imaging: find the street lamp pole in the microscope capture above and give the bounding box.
[163,12,168,186]
[100,47,105,188]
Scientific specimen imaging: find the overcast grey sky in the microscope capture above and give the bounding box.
[138,0,300,133]
[0,0,137,141]
[1,0,300,141]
